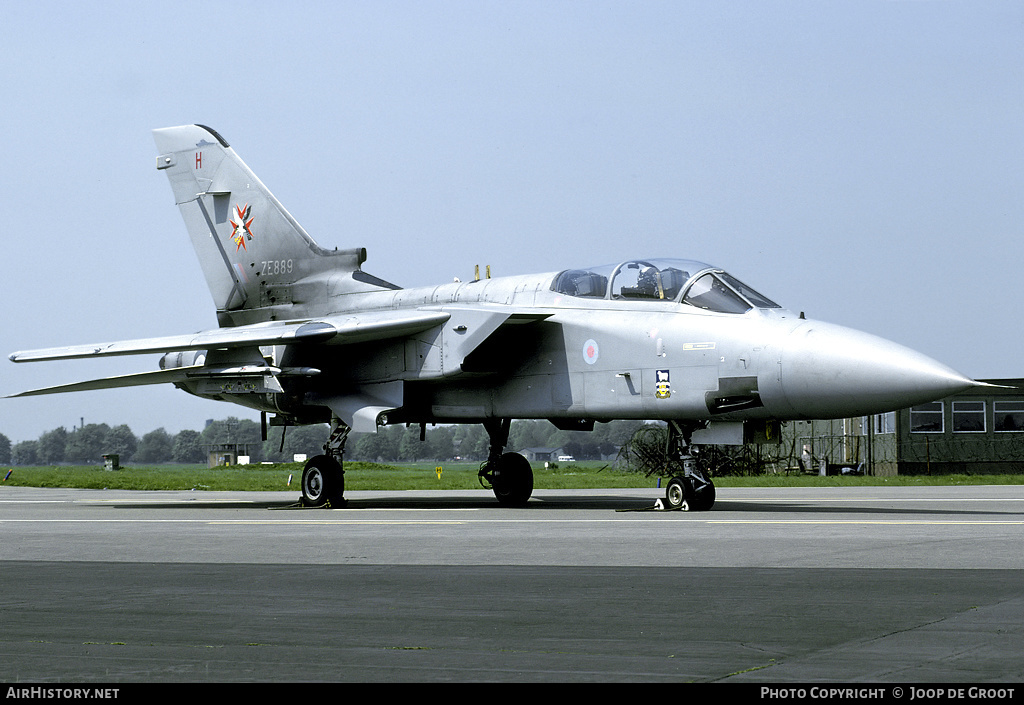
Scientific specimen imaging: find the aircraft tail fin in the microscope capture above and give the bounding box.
[152,125,391,325]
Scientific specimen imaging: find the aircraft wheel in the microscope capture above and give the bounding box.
[665,474,715,511]
[491,452,533,506]
[301,454,344,507]
[665,477,687,510]
[686,470,716,511]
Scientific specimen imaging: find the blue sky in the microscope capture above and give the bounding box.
[2,1,1022,443]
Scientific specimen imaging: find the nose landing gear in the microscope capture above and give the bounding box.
[662,421,716,511]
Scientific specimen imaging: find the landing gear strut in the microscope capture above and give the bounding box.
[663,420,716,511]
[300,418,350,508]
[477,418,533,506]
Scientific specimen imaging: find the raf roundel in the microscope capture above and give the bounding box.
[583,339,600,365]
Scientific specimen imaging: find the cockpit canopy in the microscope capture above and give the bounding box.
[551,258,781,314]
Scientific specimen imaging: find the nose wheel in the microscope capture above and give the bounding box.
[665,476,687,510]
[663,421,716,511]
[664,469,715,511]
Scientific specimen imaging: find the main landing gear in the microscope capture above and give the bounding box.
[662,421,716,511]
[300,419,349,508]
[477,418,534,506]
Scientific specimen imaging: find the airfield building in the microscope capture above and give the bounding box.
[777,379,1024,476]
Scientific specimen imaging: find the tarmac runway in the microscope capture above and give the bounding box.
[1,484,1023,683]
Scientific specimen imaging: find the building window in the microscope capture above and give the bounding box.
[910,402,944,433]
[952,401,986,433]
[874,412,895,434]
[994,401,1024,432]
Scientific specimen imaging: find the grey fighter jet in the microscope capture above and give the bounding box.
[9,125,979,509]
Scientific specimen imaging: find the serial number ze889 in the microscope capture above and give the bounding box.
[260,259,294,276]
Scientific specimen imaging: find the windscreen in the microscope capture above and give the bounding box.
[682,273,752,313]
[718,272,780,309]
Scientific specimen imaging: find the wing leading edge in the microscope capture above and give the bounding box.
[9,310,452,363]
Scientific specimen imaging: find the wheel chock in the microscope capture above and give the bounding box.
[619,498,690,512]
[654,498,689,511]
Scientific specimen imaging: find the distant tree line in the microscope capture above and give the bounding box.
[1,418,319,466]
[346,419,644,463]
[0,418,647,466]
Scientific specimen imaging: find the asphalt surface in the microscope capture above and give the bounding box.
[1,484,1023,683]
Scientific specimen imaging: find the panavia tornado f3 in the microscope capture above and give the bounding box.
[9,125,981,509]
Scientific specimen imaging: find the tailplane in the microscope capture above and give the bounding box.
[153,125,392,325]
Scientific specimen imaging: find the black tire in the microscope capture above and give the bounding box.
[686,470,716,511]
[491,452,534,506]
[665,474,715,511]
[301,454,344,507]
[665,476,687,509]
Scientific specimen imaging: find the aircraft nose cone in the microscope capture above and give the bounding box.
[776,320,977,418]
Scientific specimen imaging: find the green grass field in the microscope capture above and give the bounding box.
[3,461,1023,492]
